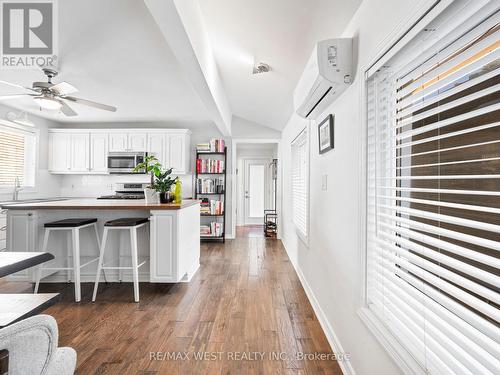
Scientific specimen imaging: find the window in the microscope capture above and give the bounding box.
[291,127,309,241]
[366,5,499,375]
[0,121,37,189]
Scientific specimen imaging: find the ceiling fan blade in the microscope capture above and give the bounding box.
[0,80,39,93]
[56,99,78,117]
[50,81,78,96]
[0,94,36,101]
[62,96,117,112]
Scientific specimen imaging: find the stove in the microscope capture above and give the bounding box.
[97,194,144,200]
[97,183,146,200]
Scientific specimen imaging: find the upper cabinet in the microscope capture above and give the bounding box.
[109,131,147,152]
[90,132,108,173]
[147,130,190,175]
[49,131,89,173]
[49,129,191,175]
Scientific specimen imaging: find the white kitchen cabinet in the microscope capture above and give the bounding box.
[166,133,188,174]
[49,131,89,173]
[128,132,147,151]
[149,204,200,282]
[69,132,90,172]
[108,132,128,152]
[49,128,191,175]
[90,132,108,173]
[6,210,37,281]
[48,131,70,173]
[147,132,165,160]
[109,131,147,152]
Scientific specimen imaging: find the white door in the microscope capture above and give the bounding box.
[148,133,165,162]
[90,132,108,173]
[48,132,70,172]
[128,132,148,151]
[166,134,185,173]
[108,132,127,152]
[244,159,268,225]
[69,133,90,172]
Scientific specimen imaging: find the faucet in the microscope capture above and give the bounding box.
[12,176,22,201]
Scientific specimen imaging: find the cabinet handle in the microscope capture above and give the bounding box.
[0,226,6,231]
[1,209,7,214]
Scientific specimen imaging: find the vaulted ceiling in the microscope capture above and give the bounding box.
[0,0,361,132]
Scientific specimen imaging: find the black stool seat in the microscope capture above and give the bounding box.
[104,218,149,227]
[44,218,97,228]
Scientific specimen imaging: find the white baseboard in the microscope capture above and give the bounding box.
[180,262,200,282]
[284,242,356,375]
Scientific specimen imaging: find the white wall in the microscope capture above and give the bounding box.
[0,106,62,202]
[279,0,435,374]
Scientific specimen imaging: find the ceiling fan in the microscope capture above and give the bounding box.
[0,68,117,117]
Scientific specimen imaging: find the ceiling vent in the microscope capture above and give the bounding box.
[252,62,271,74]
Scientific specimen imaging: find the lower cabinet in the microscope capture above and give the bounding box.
[149,204,200,282]
[6,210,37,281]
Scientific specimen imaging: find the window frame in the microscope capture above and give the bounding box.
[0,119,39,193]
[291,126,310,246]
[358,0,499,374]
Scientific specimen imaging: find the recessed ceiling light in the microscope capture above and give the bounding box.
[252,62,271,74]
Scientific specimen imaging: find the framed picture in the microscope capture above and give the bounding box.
[318,114,334,154]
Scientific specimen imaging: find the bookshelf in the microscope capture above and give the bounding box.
[195,146,227,242]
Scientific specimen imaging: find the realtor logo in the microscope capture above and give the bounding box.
[1,0,58,68]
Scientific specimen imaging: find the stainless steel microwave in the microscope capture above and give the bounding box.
[107,152,146,174]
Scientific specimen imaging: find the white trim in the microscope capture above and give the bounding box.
[231,138,281,239]
[283,240,356,375]
[357,308,425,375]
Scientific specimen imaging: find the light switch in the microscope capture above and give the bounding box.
[321,174,328,191]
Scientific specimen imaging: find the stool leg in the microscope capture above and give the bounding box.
[93,223,107,283]
[130,227,139,302]
[72,228,81,302]
[34,228,50,293]
[92,227,108,302]
[66,231,72,282]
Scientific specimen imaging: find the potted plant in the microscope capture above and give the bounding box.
[133,155,162,204]
[154,168,178,203]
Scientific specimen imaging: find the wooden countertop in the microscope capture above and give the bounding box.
[1,198,200,210]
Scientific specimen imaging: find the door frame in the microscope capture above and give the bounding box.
[231,139,281,239]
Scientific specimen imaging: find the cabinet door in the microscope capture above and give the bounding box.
[70,133,90,172]
[48,132,70,173]
[149,214,180,282]
[6,211,37,281]
[90,132,108,173]
[166,134,187,174]
[108,132,128,152]
[128,132,148,151]
[147,133,165,162]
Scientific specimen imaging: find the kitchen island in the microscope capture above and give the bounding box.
[2,199,200,284]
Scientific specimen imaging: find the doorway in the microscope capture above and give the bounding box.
[233,141,280,239]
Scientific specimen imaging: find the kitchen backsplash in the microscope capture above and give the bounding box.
[59,174,194,198]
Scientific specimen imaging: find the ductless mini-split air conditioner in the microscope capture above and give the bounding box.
[294,38,353,119]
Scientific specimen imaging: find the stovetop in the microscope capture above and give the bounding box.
[97,194,145,200]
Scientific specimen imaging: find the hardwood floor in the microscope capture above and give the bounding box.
[1,237,342,375]
[236,225,265,238]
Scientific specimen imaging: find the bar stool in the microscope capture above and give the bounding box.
[92,218,149,303]
[34,218,100,302]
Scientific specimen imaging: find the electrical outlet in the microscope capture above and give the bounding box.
[321,174,328,191]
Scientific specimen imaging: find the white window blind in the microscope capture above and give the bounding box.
[366,7,500,375]
[291,128,309,240]
[0,123,36,188]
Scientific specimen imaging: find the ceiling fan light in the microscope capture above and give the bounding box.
[33,96,62,111]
